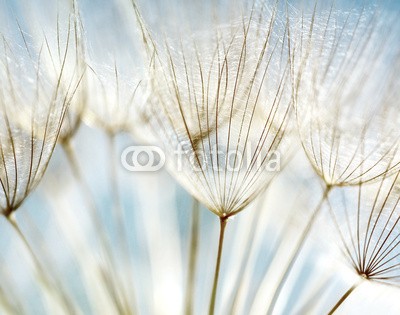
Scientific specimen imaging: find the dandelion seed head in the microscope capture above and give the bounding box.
[294,6,400,187]
[0,21,82,215]
[81,63,147,135]
[330,174,400,287]
[141,7,293,216]
[75,0,148,137]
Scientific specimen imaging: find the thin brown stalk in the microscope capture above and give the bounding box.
[327,281,361,315]
[208,216,228,315]
[267,185,332,315]
[229,197,265,315]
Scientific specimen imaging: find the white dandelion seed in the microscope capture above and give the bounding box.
[267,3,400,313]
[134,1,293,313]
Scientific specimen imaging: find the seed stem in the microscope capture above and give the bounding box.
[208,216,228,315]
[267,185,332,315]
[327,281,360,315]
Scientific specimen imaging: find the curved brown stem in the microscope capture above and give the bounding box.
[267,185,332,315]
[208,216,228,315]
[327,281,360,315]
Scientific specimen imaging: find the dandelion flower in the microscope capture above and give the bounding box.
[137,3,293,313]
[0,34,81,216]
[0,14,83,313]
[267,5,400,312]
[144,9,292,219]
[294,6,400,187]
[327,171,400,313]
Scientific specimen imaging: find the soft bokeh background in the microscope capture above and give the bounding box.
[0,0,400,314]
